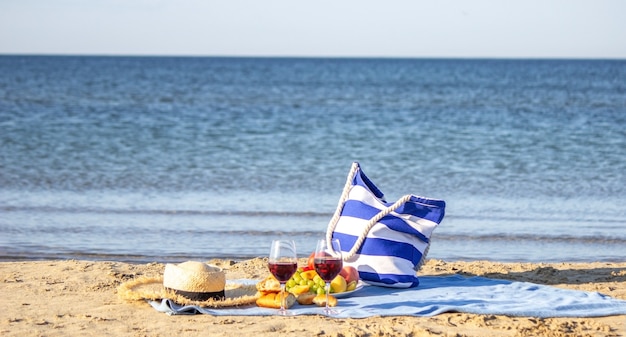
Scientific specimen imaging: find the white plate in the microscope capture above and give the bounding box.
[333,280,364,298]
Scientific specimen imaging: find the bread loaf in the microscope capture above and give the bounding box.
[312,294,338,307]
[256,275,281,293]
[296,293,316,305]
[255,292,296,309]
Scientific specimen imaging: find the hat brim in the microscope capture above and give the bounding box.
[118,276,259,308]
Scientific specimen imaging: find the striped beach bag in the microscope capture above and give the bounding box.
[326,162,446,288]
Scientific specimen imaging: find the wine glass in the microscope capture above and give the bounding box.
[314,238,343,315]
[268,239,298,315]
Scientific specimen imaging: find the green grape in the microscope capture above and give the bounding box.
[311,284,318,292]
[292,274,302,283]
[317,279,326,287]
[316,287,325,295]
[313,275,322,284]
[286,279,296,288]
[299,279,307,286]
[307,280,315,287]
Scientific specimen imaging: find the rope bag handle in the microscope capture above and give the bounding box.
[326,163,412,260]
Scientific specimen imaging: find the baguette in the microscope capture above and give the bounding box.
[256,292,296,309]
[312,294,338,307]
[256,275,281,293]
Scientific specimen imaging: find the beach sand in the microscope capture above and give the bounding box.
[1,258,625,337]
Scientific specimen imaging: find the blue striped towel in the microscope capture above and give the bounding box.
[150,276,626,318]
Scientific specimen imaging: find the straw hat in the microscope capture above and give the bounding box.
[163,261,226,301]
[118,261,259,308]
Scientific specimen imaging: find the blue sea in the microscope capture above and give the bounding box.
[1,56,625,263]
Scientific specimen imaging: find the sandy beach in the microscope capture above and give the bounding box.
[1,258,625,337]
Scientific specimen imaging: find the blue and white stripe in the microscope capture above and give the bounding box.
[329,162,446,288]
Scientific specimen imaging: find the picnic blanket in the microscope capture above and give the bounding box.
[150,275,626,318]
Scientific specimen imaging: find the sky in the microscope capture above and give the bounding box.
[1,0,625,59]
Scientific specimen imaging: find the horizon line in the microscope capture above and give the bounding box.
[1,52,625,61]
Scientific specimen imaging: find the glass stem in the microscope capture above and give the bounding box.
[325,282,331,310]
[280,284,285,311]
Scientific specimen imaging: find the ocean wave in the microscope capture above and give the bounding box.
[0,205,331,218]
[0,248,254,263]
[434,233,626,244]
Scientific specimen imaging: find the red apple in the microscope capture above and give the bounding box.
[307,252,315,270]
[339,266,359,284]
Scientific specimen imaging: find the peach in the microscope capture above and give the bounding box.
[339,266,359,284]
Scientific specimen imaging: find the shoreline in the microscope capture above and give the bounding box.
[1,258,625,336]
[3,254,626,265]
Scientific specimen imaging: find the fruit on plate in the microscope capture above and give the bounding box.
[330,274,347,293]
[289,284,310,295]
[300,269,318,281]
[306,252,315,270]
[346,280,358,291]
[339,266,359,284]
[283,253,362,302]
[302,251,326,272]
[286,268,327,295]
[285,267,355,296]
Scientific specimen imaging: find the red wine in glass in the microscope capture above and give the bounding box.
[268,261,298,282]
[314,238,343,316]
[313,257,343,281]
[268,239,297,315]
